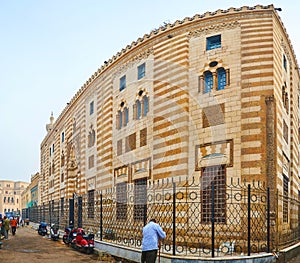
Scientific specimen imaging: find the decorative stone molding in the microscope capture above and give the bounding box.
[188,21,240,39]
[195,140,233,170]
[114,165,129,185]
[112,48,154,78]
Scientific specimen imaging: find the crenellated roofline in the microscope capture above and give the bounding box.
[41,4,299,146]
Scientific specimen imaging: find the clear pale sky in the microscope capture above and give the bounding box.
[0,1,299,182]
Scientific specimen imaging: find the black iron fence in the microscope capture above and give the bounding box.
[22,178,300,258]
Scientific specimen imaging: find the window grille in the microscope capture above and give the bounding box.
[201,165,226,223]
[116,183,127,220]
[134,179,147,221]
[88,190,95,219]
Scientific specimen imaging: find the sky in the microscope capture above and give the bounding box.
[0,0,299,182]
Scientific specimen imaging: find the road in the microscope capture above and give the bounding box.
[0,226,118,263]
[286,253,300,263]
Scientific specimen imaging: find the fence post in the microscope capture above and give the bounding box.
[267,187,270,253]
[211,182,215,258]
[172,182,176,256]
[143,204,147,226]
[49,200,52,225]
[78,196,82,228]
[69,198,74,228]
[247,184,251,256]
[100,192,103,241]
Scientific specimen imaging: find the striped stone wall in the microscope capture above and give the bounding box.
[38,5,300,233]
[152,34,190,180]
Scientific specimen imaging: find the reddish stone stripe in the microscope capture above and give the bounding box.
[241,33,273,39]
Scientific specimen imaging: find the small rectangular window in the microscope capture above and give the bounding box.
[120,75,126,91]
[138,63,145,80]
[283,120,288,143]
[206,35,221,50]
[283,54,287,71]
[61,132,65,143]
[90,101,94,115]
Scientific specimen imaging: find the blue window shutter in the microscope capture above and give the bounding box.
[204,71,213,93]
[217,68,226,90]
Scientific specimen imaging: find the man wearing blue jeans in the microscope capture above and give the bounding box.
[141,219,166,263]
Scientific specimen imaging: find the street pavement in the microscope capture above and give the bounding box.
[0,226,117,263]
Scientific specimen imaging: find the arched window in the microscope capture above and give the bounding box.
[204,71,213,93]
[217,67,226,90]
[136,100,142,119]
[118,110,123,129]
[143,96,149,116]
[124,107,129,125]
[116,102,129,129]
[199,64,230,93]
[134,90,149,120]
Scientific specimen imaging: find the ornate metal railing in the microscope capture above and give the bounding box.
[23,178,300,258]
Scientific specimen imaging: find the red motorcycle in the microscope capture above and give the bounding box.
[70,228,94,254]
[63,227,77,245]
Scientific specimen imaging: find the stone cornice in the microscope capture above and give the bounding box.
[188,21,240,39]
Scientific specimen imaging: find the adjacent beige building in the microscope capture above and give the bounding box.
[40,4,300,238]
[21,173,40,209]
[0,180,29,216]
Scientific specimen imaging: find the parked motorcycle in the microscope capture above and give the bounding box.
[63,227,77,245]
[70,228,94,254]
[50,224,60,241]
[38,222,48,236]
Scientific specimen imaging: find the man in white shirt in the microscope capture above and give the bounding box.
[141,219,166,263]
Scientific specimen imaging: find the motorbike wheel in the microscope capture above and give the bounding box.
[86,247,93,254]
[63,237,68,244]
